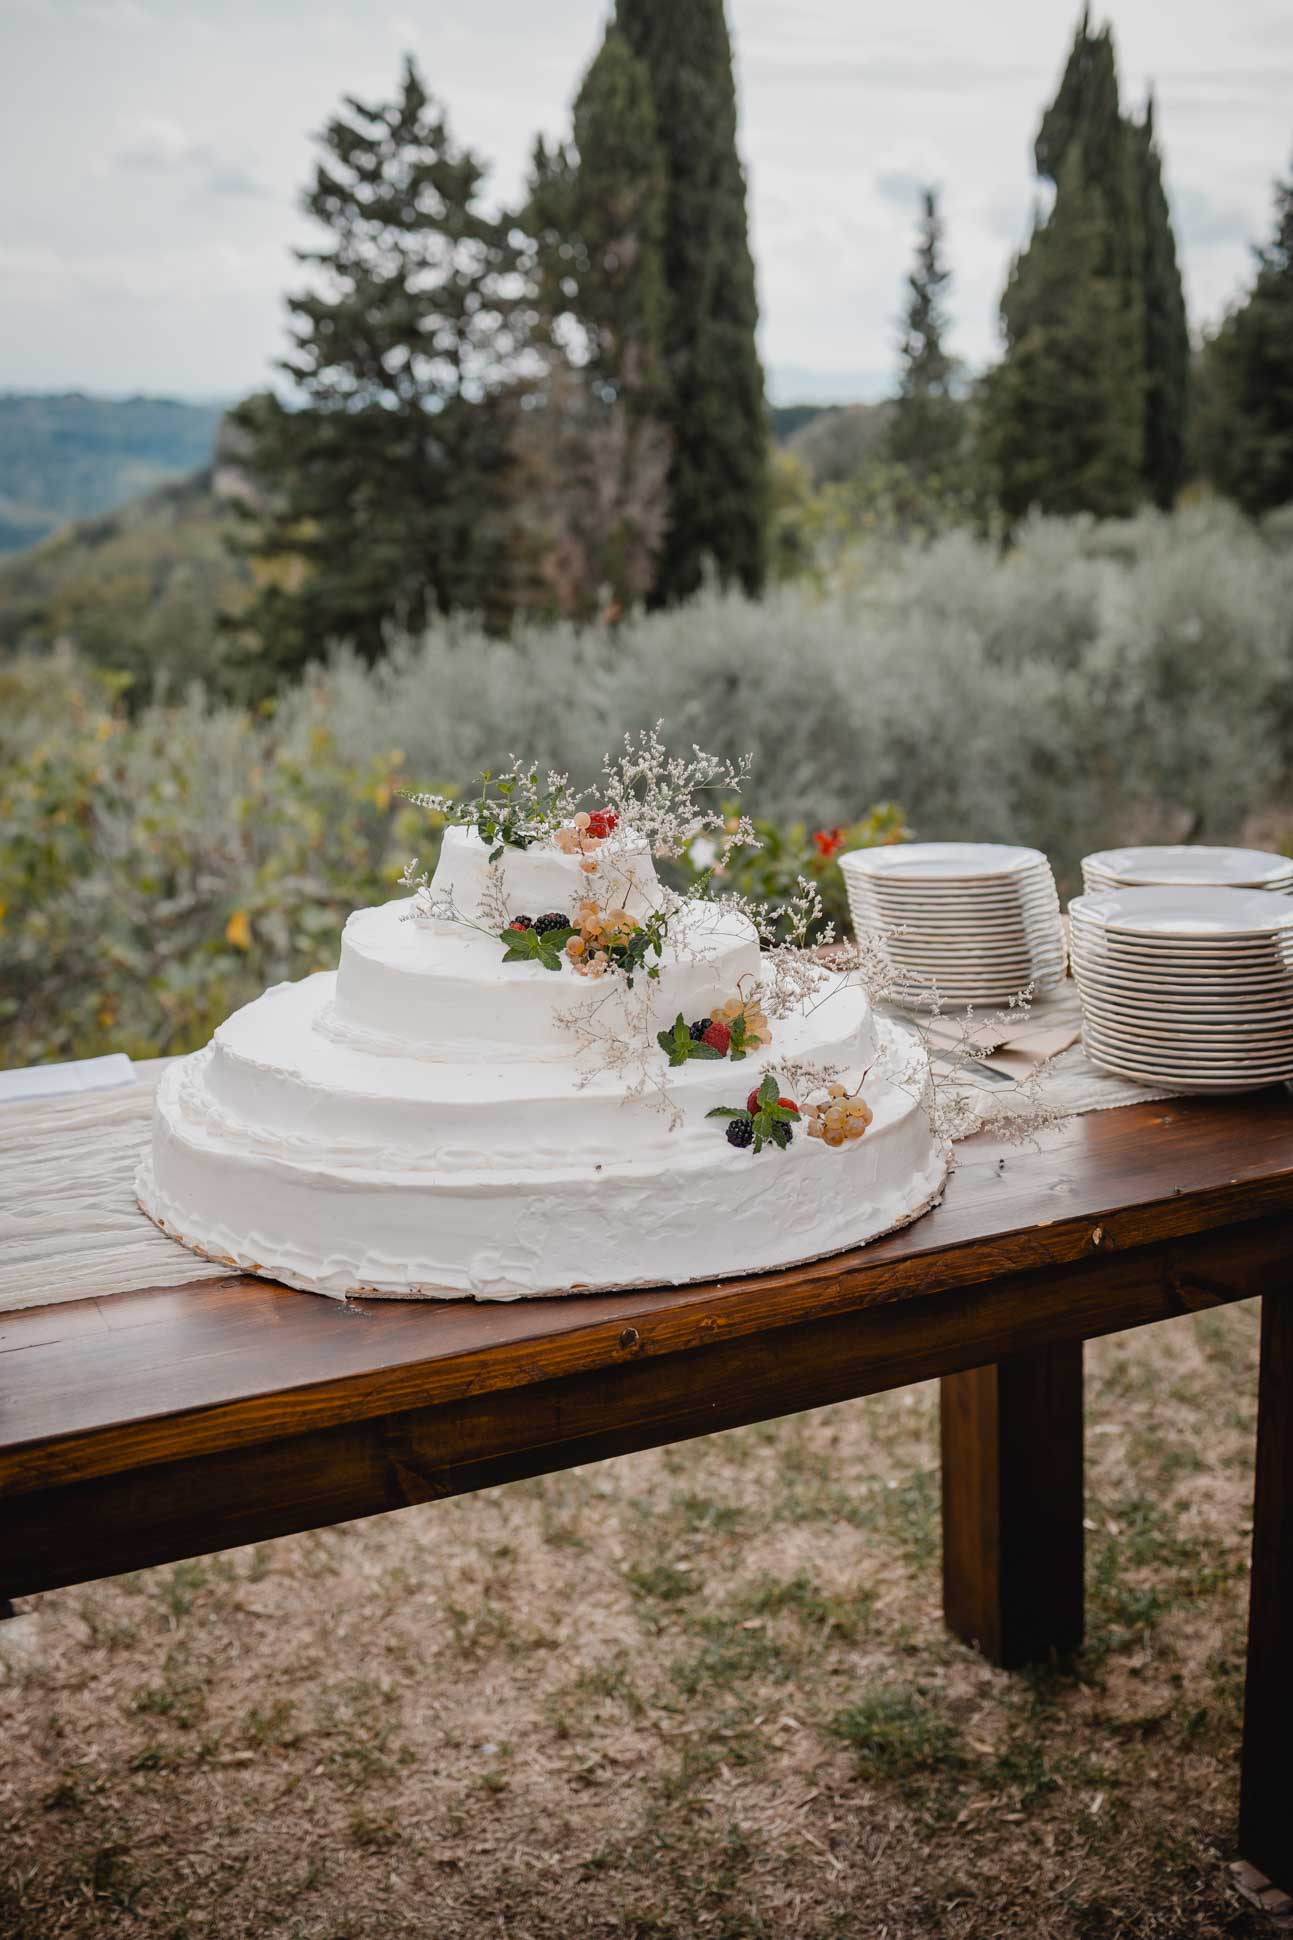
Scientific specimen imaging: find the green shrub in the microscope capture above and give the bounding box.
[5,501,1293,1067]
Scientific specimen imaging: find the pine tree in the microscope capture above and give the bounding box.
[228,60,524,686]
[1201,166,1293,515]
[984,163,1144,524]
[888,188,962,481]
[615,0,768,602]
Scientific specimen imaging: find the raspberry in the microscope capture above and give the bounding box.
[534,912,568,935]
[747,1088,799,1116]
[726,1117,754,1149]
[586,808,619,839]
[700,1020,731,1055]
[508,915,534,931]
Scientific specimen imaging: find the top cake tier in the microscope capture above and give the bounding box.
[429,824,660,923]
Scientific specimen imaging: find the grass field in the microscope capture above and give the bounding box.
[0,1303,1269,1939]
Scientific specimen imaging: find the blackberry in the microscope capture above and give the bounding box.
[688,1017,712,1041]
[509,914,534,931]
[534,911,569,935]
[726,1116,755,1149]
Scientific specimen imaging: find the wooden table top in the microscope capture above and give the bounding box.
[7,1088,1293,1506]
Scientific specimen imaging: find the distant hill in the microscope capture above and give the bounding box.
[0,392,225,554]
[768,403,833,444]
[0,466,249,693]
[784,401,895,483]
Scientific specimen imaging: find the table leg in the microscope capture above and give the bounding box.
[1240,1291,1293,1892]
[940,1343,1084,1668]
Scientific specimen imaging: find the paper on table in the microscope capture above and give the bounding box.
[0,1053,137,1104]
[917,986,1083,1079]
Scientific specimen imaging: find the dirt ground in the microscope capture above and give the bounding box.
[0,1301,1273,1940]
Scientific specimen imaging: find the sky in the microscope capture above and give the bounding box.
[1,0,1289,404]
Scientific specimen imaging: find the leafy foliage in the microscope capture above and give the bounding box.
[7,505,1293,1070]
[0,472,249,698]
[1197,165,1293,517]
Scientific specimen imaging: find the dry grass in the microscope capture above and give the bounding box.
[0,1303,1270,1939]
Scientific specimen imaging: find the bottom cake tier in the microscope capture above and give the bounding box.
[137,973,950,1301]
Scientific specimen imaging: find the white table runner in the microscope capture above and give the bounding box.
[0,1035,1184,1315]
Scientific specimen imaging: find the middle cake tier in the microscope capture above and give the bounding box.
[328,894,766,1059]
[202,961,883,1172]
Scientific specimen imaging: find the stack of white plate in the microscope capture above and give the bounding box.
[839,842,1065,1007]
[1069,886,1293,1093]
[1082,844,1293,896]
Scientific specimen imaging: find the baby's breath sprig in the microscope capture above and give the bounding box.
[402,761,579,860]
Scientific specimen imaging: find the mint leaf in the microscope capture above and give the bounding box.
[658,1016,694,1067]
[500,924,574,973]
[706,1105,750,1119]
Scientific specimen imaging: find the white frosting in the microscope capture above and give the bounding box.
[332,896,764,1061]
[428,824,660,923]
[139,859,950,1301]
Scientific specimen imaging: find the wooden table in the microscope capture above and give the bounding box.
[4,1092,1293,1889]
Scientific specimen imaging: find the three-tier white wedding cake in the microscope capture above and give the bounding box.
[138,806,949,1301]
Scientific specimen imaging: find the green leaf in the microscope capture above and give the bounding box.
[756,1073,780,1109]
[706,1106,750,1119]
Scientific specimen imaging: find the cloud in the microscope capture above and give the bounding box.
[112,115,269,198]
[1173,185,1255,250]
[875,170,927,209]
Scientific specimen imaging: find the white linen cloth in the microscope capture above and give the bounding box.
[0,1027,1181,1315]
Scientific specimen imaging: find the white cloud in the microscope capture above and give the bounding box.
[109,114,272,198]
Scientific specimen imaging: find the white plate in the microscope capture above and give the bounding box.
[1077,1003,1293,1049]
[1070,886,1293,942]
[1080,1032,1293,1075]
[1081,1043,1291,1094]
[1070,939,1293,978]
[859,935,1065,964]
[1079,1021,1293,1067]
[1072,980,1293,1018]
[1082,845,1293,890]
[1069,936,1293,977]
[841,842,1051,884]
[852,870,1057,897]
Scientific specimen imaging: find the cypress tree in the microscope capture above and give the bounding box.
[615,0,768,602]
[984,162,1143,523]
[228,59,524,686]
[888,187,962,481]
[520,28,671,614]
[1200,165,1293,515]
[1134,95,1190,506]
[1032,11,1189,506]
[529,28,668,419]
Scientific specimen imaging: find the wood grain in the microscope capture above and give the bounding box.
[2,1212,1281,1599]
[5,1092,1293,1505]
[1240,1289,1293,1891]
[941,1344,1084,1667]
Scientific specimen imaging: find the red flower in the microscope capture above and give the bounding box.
[812,826,847,858]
